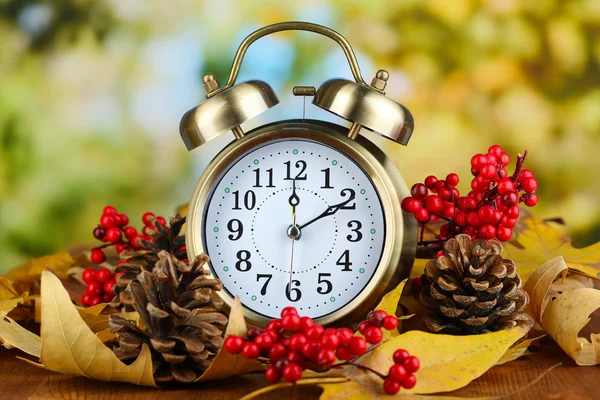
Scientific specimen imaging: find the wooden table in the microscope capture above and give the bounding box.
[0,335,596,400]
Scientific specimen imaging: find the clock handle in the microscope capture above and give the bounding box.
[205,21,368,98]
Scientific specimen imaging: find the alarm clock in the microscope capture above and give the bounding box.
[180,22,417,327]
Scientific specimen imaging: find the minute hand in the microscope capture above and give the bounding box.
[297,195,356,230]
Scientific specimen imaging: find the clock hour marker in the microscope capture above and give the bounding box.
[225,187,230,193]
[330,296,335,302]
[293,149,299,155]
[332,160,337,165]
[359,268,365,273]
[370,228,376,234]
[214,227,219,232]
[223,266,229,271]
[253,159,259,165]
[360,189,366,194]
[251,295,257,301]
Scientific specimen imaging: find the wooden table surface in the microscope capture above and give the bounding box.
[0,335,597,400]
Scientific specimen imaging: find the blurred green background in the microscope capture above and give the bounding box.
[1,0,599,273]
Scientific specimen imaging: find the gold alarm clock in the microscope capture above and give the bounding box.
[181,22,417,327]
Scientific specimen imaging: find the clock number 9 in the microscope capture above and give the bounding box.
[285,280,302,302]
[284,160,307,180]
[346,220,362,242]
[317,273,333,294]
[235,250,252,272]
[227,219,243,241]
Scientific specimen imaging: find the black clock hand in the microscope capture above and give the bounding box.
[297,195,356,230]
[288,179,300,207]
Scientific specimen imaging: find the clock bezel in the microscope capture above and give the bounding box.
[186,119,416,327]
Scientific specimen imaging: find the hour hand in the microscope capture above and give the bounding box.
[298,195,355,230]
[288,179,300,207]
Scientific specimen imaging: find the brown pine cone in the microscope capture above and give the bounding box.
[419,234,529,335]
[108,251,227,383]
[111,215,187,311]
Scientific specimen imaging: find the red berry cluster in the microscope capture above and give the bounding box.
[383,349,420,394]
[402,145,538,244]
[223,307,418,394]
[90,206,167,264]
[81,267,124,306]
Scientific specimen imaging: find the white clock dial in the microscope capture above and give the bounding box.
[202,138,386,319]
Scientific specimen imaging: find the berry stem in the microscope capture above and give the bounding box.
[416,244,445,259]
[344,360,387,380]
[511,150,528,181]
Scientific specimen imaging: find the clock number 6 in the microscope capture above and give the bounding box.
[317,273,333,294]
[285,280,302,302]
[256,274,272,295]
[235,250,252,272]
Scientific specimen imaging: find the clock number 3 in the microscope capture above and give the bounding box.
[346,220,362,242]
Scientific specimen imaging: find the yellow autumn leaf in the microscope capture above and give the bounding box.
[495,335,544,365]
[40,270,156,386]
[340,325,529,395]
[195,297,263,381]
[4,251,76,294]
[523,256,600,365]
[0,316,41,357]
[78,303,110,333]
[503,211,600,282]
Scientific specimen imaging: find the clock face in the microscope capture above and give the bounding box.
[202,138,386,320]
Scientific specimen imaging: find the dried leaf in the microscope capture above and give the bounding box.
[0,316,41,357]
[78,303,110,333]
[40,271,156,386]
[340,325,530,395]
[524,256,600,365]
[4,251,76,293]
[372,279,412,340]
[503,212,600,282]
[195,297,262,381]
[495,335,545,365]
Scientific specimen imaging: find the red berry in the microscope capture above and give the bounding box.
[347,336,367,356]
[86,281,103,296]
[424,176,438,189]
[367,310,387,326]
[103,206,117,215]
[317,348,336,367]
[157,216,167,226]
[274,358,290,374]
[411,183,428,200]
[402,374,417,389]
[142,212,155,226]
[100,214,116,228]
[299,316,315,333]
[471,154,488,171]
[497,178,515,194]
[306,324,325,340]
[82,267,98,283]
[102,293,114,303]
[424,195,443,213]
[389,364,408,382]
[255,333,275,350]
[93,226,106,240]
[382,316,399,331]
[130,234,144,249]
[281,306,298,318]
[265,365,281,383]
[502,192,518,207]
[496,226,513,241]
[364,326,383,344]
[414,208,430,224]
[265,329,279,342]
[466,212,480,227]
[269,343,288,362]
[246,327,262,341]
[434,180,446,192]
[286,351,305,365]
[104,280,116,296]
[500,152,510,166]
[462,225,477,237]
[290,333,308,351]
[519,169,534,181]
[90,249,106,265]
[445,173,459,186]
[105,227,122,244]
[521,177,538,193]
[401,197,421,213]
[403,356,420,373]
[282,363,303,383]
[81,294,92,306]
[115,243,127,254]
[524,193,538,207]
[96,268,112,283]
[477,224,497,240]
[321,332,340,350]
[358,321,370,335]
[242,342,260,359]
[123,226,137,240]
[501,215,517,228]
[266,319,282,332]
[384,378,401,394]
[506,206,519,219]
[477,206,495,223]
[89,296,102,306]
[336,328,353,345]
[480,164,498,180]
[488,145,503,158]
[113,213,128,227]
[335,346,351,360]
[393,349,410,364]
[438,187,452,201]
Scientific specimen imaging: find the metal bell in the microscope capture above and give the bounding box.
[313,70,414,145]
[180,75,279,150]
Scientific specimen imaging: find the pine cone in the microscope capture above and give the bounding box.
[111,215,187,311]
[108,251,227,383]
[419,234,529,335]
